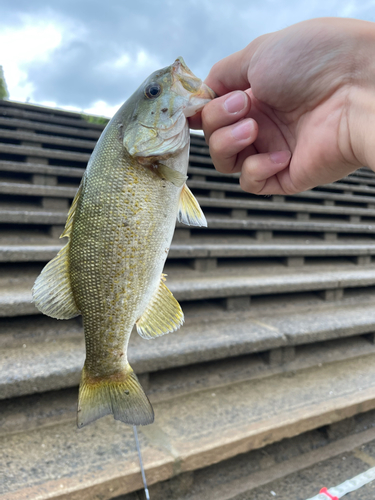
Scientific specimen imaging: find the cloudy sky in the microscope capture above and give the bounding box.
[1,0,375,117]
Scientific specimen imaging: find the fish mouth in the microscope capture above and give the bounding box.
[172,57,216,116]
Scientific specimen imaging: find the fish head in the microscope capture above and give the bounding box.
[122,57,215,158]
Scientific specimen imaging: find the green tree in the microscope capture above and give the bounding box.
[0,66,9,100]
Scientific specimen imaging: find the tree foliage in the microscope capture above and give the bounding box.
[0,66,9,100]
[81,113,109,126]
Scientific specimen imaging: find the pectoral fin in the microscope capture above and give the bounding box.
[178,184,207,227]
[155,163,187,187]
[32,243,80,319]
[32,182,83,319]
[136,275,184,339]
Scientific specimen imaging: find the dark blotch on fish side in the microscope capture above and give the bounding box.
[161,108,168,113]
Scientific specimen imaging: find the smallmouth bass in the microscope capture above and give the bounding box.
[32,58,215,428]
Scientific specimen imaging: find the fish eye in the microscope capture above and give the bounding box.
[145,83,162,99]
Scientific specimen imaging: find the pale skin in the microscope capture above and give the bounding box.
[190,17,375,195]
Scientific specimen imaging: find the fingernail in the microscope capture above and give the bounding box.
[224,92,247,113]
[269,150,291,164]
[231,119,254,140]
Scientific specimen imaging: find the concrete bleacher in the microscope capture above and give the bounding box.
[2,99,375,500]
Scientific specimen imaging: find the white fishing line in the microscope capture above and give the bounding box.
[306,465,375,499]
[133,425,150,500]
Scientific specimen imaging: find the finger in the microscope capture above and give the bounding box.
[209,118,258,174]
[189,110,202,130]
[190,91,251,138]
[202,91,251,143]
[239,150,293,195]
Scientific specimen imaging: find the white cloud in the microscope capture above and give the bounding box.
[0,13,84,102]
[83,100,121,118]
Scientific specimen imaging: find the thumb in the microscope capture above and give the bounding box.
[204,37,264,96]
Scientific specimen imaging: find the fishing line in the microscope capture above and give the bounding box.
[306,465,375,499]
[133,425,150,500]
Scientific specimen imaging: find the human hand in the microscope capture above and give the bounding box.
[190,18,375,195]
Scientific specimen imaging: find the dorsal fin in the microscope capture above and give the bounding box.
[61,181,84,238]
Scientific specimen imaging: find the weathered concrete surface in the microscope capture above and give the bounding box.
[0,102,105,129]
[204,215,375,232]
[0,182,77,198]
[3,241,375,263]
[0,143,90,162]
[126,411,375,500]
[2,354,375,499]
[0,116,102,139]
[0,209,67,225]
[5,263,375,314]
[0,128,96,149]
[197,194,375,216]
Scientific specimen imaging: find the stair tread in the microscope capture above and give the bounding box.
[2,353,375,499]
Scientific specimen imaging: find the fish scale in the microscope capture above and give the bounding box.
[71,147,179,375]
[32,57,215,428]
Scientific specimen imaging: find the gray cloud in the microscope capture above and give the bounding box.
[1,0,375,110]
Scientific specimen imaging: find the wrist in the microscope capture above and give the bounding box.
[345,21,375,170]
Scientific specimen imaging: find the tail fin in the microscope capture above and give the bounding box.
[77,365,154,428]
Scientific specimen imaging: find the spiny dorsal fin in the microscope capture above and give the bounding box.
[178,184,207,227]
[32,181,83,319]
[136,275,184,339]
[61,181,84,238]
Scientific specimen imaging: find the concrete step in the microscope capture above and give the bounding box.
[0,181,76,198]
[0,99,87,119]
[3,263,375,317]
[4,180,375,220]
[197,196,375,218]
[2,206,375,238]
[189,165,375,200]
[0,116,103,140]
[0,103,105,130]
[191,178,375,206]
[142,409,375,500]
[0,160,84,179]
[204,215,375,235]
[1,241,375,263]
[2,294,375,399]
[2,349,375,499]
[343,175,375,187]
[319,181,375,196]
[0,143,90,164]
[0,128,97,151]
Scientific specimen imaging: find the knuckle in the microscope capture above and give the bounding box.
[239,174,262,194]
[209,131,229,158]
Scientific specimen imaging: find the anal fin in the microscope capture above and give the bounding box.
[178,184,207,227]
[136,275,184,339]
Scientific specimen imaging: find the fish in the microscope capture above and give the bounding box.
[32,57,215,428]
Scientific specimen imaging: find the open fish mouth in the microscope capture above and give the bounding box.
[171,57,216,117]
